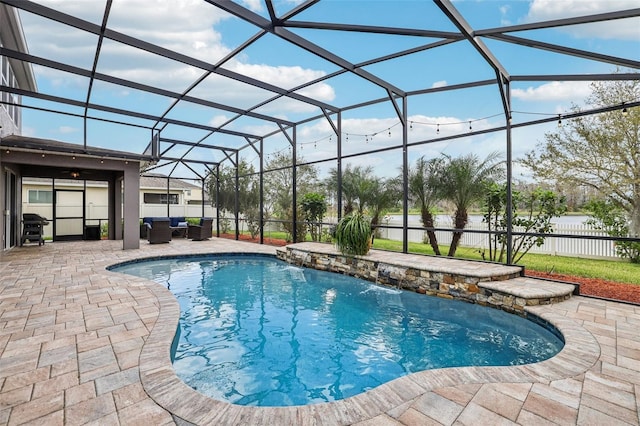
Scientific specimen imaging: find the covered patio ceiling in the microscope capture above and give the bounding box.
[0,0,639,181]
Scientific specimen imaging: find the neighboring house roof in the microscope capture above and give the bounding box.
[140,174,201,190]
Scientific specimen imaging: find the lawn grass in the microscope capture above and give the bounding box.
[234,231,640,285]
[371,238,640,285]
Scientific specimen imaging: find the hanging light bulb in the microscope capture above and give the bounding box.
[469,121,472,131]
[622,102,628,116]
[388,129,391,137]
[557,114,562,127]
[436,124,440,134]
[410,121,413,130]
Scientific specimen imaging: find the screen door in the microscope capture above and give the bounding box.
[54,189,84,241]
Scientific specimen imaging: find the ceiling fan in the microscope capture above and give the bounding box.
[60,168,93,179]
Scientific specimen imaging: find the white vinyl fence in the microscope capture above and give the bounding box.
[21,201,619,259]
[382,222,618,259]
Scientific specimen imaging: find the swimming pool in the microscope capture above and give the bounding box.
[111,254,563,407]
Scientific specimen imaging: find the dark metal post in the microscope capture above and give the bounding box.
[201,178,205,218]
[505,86,514,264]
[292,126,298,243]
[259,138,264,245]
[234,151,239,241]
[166,177,170,217]
[215,165,220,237]
[402,96,409,253]
[337,112,342,221]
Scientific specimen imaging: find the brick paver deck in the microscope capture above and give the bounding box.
[1,239,639,425]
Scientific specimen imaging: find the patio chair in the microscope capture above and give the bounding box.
[147,218,172,244]
[188,217,213,241]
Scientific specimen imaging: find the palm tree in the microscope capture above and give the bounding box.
[407,156,445,255]
[360,176,401,231]
[325,165,400,233]
[326,164,372,216]
[440,152,503,257]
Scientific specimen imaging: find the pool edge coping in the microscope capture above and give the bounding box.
[116,252,600,425]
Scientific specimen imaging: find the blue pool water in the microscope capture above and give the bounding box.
[111,255,563,407]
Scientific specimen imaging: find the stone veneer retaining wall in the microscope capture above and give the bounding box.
[276,244,573,315]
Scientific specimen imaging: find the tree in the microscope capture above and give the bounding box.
[482,183,567,264]
[408,156,445,255]
[522,76,640,239]
[300,192,327,242]
[440,152,503,257]
[584,199,640,263]
[325,164,367,215]
[325,164,400,231]
[206,159,259,234]
[264,150,318,241]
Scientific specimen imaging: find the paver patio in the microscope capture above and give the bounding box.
[1,239,639,425]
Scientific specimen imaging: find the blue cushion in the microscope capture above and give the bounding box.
[170,217,185,227]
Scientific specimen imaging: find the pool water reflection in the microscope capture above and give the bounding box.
[111,255,563,407]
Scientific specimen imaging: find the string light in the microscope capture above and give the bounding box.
[263,103,632,161]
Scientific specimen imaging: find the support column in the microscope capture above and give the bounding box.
[505,85,514,264]
[123,166,140,249]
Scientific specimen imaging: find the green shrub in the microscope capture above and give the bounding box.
[335,212,372,256]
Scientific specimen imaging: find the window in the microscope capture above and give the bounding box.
[143,193,178,204]
[1,50,20,126]
[28,190,53,204]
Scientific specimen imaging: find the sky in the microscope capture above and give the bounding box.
[13,0,640,181]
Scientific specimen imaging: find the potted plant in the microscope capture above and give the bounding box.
[334,212,372,256]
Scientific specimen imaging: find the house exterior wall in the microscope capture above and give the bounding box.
[1,3,37,249]
[19,180,214,240]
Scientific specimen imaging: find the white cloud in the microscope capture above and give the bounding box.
[526,0,640,40]
[58,126,79,134]
[20,0,337,117]
[511,81,591,102]
[432,80,447,89]
[241,0,263,12]
[209,115,231,128]
[499,5,512,26]
[229,62,334,102]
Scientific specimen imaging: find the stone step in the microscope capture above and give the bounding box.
[278,243,576,314]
